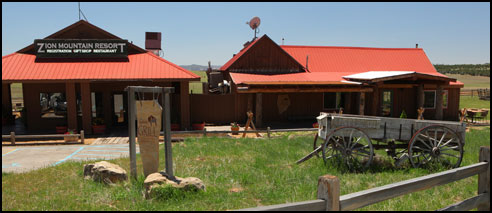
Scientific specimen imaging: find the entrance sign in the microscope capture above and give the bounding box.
[125,86,175,180]
[136,100,162,177]
[34,39,128,58]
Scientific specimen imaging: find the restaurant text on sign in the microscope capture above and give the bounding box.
[34,39,128,58]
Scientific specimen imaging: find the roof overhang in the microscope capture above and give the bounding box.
[342,71,457,83]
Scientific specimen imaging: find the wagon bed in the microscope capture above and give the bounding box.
[298,113,467,170]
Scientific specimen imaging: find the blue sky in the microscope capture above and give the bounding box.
[2,2,490,66]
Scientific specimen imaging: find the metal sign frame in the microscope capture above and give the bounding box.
[34,39,128,58]
[125,86,175,179]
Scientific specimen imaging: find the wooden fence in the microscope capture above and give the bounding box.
[2,130,84,145]
[166,127,318,138]
[237,146,490,211]
[460,88,489,98]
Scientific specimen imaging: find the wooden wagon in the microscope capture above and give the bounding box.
[297,112,467,170]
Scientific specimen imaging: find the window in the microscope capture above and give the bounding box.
[323,92,344,110]
[424,91,436,108]
[381,90,392,117]
[40,93,67,118]
[424,90,448,109]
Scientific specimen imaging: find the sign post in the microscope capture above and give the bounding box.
[125,86,175,180]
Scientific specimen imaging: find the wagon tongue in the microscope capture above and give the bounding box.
[296,146,323,164]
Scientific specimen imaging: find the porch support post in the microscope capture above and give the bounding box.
[247,93,253,112]
[344,92,351,113]
[371,86,379,116]
[359,92,365,115]
[435,84,444,120]
[81,82,92,134]
[65,82,77,131]
[180,81,190,130]
[2,83,13,122]
[417,84,424,108]
[255,93,263,128]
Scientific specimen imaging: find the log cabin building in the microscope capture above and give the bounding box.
[203,34,464,127]
[2,20,199,134]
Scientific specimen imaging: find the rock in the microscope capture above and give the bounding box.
[144,172,205,199]
[83,161,127,184]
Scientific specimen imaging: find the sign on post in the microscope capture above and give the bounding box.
[126,86,175,180]
[136,100,162,177]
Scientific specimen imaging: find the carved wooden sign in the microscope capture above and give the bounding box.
[136,100,162,177]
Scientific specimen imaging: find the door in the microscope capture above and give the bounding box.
[112,92,128,126]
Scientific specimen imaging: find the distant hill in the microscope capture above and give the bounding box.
[180,64,221,71]
[434,63,490,77]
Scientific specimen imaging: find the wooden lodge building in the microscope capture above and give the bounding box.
[2,20,199,134]
[2,20,464,135]
[199,35,464,127]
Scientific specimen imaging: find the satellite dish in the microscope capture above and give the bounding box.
[248,16,261,30]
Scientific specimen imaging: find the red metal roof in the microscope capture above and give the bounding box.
[2,52,200,81]
[224,43,463,86]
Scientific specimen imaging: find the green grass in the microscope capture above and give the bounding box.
[2,129,490,211]
[459,96,490,121]
[189,70,208,94]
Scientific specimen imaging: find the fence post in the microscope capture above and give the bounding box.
[10,132,15,145]
[317,175,340,211]
[80,130,84,144]
[203,128,207,137]
[477,146,490,211]
[267,127,271,138]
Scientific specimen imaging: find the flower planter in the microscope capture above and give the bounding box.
[92,125,106,134]
[171,123,180,131]
[56,126,68,134]
[231,126,240,135]
[192,123,205,130]
[64,135,78,143]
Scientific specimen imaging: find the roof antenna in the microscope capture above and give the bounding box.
[78,2,88,22]
[282,38,284,45]
[246,16,261,41]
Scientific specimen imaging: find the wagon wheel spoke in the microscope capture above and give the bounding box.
[416,136,434,151]
[437,131,448,147]
[439,138,455,149]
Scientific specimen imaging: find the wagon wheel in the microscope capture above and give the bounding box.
[322,127,374,170]
[408,125,463,169]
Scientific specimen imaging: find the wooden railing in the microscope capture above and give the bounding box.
[236,146,490,211]
[166,127,318,138]
[460,88,490,99]
[2,130,84,145]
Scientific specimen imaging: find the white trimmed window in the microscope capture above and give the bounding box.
[424,90,448,109]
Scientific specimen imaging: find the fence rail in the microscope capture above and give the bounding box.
[236,146,490,211]
[460,88,490,98]
[2,131,84,145]
[166,127,318,138]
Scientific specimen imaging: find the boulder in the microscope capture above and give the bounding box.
[144,172,205,199]
[83,161,127,184]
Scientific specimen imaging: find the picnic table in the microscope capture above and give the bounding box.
[466,108,489,124]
